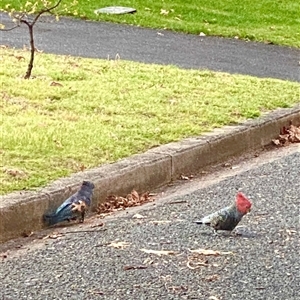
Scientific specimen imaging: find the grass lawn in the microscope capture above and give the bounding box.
[1,0,299,47]
[1,48,300,194]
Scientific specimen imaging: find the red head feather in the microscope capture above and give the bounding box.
[235,192,252,214]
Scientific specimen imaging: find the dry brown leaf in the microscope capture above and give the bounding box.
[50,81,63,87]
[90,223,104,228]
[15,55,25,61]
[140,248,178,256]
[189,248,233,256]
[79,164,86,172]
[108,241,131,249]
[168,285,188,293]
[187,255,209,269]
[53,139,63,148]
[272,139,281,146]
[143,257,154,265]
[205,274,220,282]
[130,190,140,201]
[4,168,27,178]
[45,232,63,239]
[21,231,34,238]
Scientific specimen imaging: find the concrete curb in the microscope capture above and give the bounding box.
[1,104,300,243]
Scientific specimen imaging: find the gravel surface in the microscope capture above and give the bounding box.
[1,150,299,300]
[0,12,299,82]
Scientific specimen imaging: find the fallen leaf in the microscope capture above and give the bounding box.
[272,122,300,146]
[132,213,147,219]
[90,223,104,228]
[14,55,25,61]
[205,274,220,282]
[168,285,188,293]
[189,248,233,256]
[143,257,154,265]
[180,174,192,180]
[48,233,63,239]
[108,241,131,249]
[4,168,27,178]
[53,139,63,148]
[50,81,63,87]
[272,139,281,146]
[140,248,178,256]
[187,255,209,269]
[130,190,140,201]
[150,220,172,225]
[22,231,34,238]
[89,289,104,295]
[223,162,231,167]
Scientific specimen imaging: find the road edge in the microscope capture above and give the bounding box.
[1,104,299,243]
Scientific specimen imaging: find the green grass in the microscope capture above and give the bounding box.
[1,0,299,47]
[1,48,299,194]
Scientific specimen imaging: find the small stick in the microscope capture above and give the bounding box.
[63,229,107,234]
[167,200,187,205]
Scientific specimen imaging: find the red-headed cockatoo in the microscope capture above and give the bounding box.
[195,192,252,233]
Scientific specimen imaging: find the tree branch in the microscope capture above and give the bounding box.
[0,12,25,31]
[20,19,31,27]
[32,0,63,26]
[0,24,20,31]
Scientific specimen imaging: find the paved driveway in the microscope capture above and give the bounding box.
[1,145,299,300]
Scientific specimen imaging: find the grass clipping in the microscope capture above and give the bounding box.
[1,48,300,194]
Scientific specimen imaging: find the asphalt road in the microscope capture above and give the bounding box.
[1,145,299,300]
[0,12,299,82]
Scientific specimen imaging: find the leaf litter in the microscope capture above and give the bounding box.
[272,122,300,146]
[97,190,154,215]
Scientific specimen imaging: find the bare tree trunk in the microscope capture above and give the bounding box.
[24,24,35,79]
